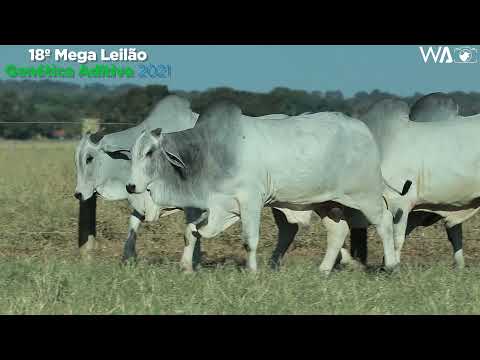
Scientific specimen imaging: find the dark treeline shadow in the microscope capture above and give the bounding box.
[1,79,480,139]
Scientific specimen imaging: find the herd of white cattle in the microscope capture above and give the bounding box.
[74,92,479,274]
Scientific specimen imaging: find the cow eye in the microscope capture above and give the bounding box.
[86,155,93,164]
[146,149,153,158]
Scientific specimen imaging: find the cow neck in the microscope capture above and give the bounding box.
[366,115,407,154]
[149,178,203,210]
[149,147,205,209]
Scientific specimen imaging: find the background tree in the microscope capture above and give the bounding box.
[0,79,479,139]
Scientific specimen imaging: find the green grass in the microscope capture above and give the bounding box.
[1,257,478,315]
[3,140,480,314]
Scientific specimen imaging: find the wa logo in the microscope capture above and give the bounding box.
[419,46,478,64]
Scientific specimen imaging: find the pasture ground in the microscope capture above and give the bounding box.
[2,140,480,314]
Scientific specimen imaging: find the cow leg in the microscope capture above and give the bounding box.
[380,213,425,265]
[379,212,441,266]
[192,238,202,270]
[269,207,299,270]
[180,208,205,272]
[192,206,240,269]
[446,224,464,269]
[195,208,240,239]
[318,215,350,275]
[78,195,97,258]
[369,207,398,271]
[122,210,144,263]
[350,228,368,265]
[406,212,442,236]
[391,207,411,265]
[381,213,407,268]
[180,224,202,272]
[238,198,263,272]
[405,216,418,237]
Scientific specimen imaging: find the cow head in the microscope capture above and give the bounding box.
[74,132,132,201]
[127,128,187,195]
[74,132,100,201]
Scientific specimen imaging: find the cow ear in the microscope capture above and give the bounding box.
[105,150,131,161]
[164,149,187,179]
[163,149,186,169]
[155,128,187,176]
[161,137,187,178]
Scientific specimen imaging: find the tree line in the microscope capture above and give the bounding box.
[1,79,480,139]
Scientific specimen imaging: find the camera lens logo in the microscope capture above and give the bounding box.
[454,47,478,63]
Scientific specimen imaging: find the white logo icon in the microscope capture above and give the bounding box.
[454,47,477,63]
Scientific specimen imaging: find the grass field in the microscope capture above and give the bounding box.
[2,140,480,314]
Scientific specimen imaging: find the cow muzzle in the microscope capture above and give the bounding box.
[126,183,136,194]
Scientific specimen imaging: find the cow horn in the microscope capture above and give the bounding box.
[151,128,163,137]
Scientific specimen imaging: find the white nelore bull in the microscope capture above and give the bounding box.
[75,94,329,269]
[74,95,202,264]
[363,95,480,267]
[127,100,405,274]
[271,93,469,270]
[340,93,467,268]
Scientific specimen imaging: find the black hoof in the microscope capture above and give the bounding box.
[379,265,400,274]
[269,259,281,271]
